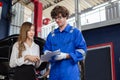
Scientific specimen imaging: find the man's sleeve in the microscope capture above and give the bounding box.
[43,33,52,52]
[69,29,87,64]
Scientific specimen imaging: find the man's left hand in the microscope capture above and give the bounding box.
[53,52,68,61]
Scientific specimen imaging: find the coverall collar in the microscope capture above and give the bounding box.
[55,24,71,33]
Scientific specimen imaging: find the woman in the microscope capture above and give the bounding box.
[9,22,40,80]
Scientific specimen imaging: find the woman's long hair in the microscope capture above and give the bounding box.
[18,22,33,58]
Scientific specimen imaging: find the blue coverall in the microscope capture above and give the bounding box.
[44,24,87,80]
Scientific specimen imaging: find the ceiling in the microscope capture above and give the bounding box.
[12,0,109,19]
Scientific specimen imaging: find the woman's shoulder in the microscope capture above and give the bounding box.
[13,42,19,47]
[33,42,40,48]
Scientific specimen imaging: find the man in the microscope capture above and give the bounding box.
[43,5,87,80]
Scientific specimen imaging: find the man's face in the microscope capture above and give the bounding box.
[54,14,67,28]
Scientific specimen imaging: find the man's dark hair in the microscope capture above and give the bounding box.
[51,5,69,19]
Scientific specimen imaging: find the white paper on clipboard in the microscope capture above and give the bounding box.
[41,49,60,62]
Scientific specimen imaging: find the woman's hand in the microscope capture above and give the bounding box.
[24,55,40,63]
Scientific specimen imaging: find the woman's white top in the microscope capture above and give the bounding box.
[9,41,40,68]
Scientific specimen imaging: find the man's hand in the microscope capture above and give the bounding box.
[53,52,68,61]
